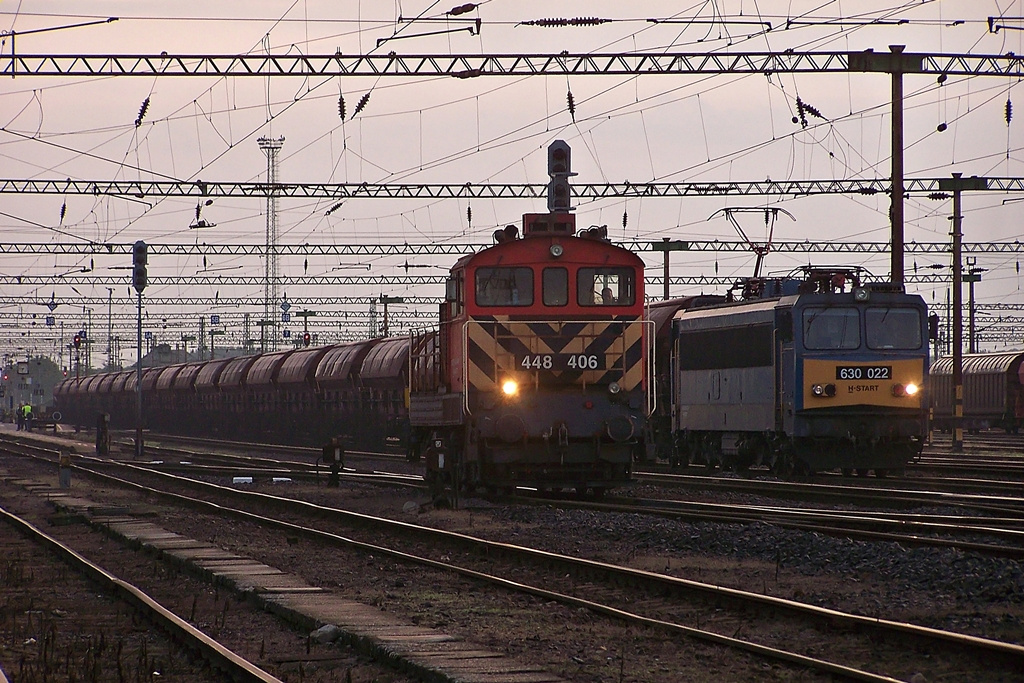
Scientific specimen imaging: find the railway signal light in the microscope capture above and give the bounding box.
[73,334,82,349]
[546,140,575,212]
[302,331,311,347]
[132,240,148,293]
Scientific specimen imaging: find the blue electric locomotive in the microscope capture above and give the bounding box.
[671,267,930,476]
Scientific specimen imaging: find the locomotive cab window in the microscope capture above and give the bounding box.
[475,267,534,306]
[543,267,568,306]
[802,307,860,350]
[866,308,922,349]
[578,267,635,306]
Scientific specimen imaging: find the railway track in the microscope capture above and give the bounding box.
[0,502,282,682]
[529,491,1024,558]
[3,431,1023,681]
[64,433,1024,558]
[51,432,1024,558]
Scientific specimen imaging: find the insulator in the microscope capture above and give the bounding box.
[59,201,66,223]
[937,73,948,84]
[466,205,472,226]
[937,122,948,132]
[135,97,150,128]
[338,94,346,120]
[304,258,308,274]
[795,97,808,128]
[521,17,610,27]
[927,192,950,200]
[801,100,824,120]
[352,92,371,119]
[622,210,627,229]
[566,90,576,122]
[1006,99,1013,124]
[522,18,569,27]
[447,3,477,16]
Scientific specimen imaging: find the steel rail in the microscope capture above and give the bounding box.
[0,504,283,683]
[634,471,1024,515]
[544,496,1024,559]
[0,450,896,683]
[4,434,1023,672]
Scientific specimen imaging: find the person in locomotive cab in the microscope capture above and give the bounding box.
[601,287,616,305]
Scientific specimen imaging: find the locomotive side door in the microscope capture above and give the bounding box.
[776,308,795,434]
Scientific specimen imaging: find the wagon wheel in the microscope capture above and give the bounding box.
[770,445,796,479]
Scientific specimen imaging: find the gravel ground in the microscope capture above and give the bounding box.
[316,483,1024,645]
[5,433,1024,681]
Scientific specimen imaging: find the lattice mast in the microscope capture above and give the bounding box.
[258,136,284,351]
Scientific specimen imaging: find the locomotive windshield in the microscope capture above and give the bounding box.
[578,267,636,306]
[802,307,860,350]
[543,267,568,306]
[475,267,534,306]
[865,307,922,349]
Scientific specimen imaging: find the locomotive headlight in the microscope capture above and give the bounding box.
[853,287,870,302]
[811,383,837,398]
[893,383,919,398]
[608,381,621,395]
[501,379,519,397]
[549,244,564,258]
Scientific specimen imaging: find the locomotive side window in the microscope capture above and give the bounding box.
[577,267,635,306]
[865,308,922,349]
[475,267,534,306]
[542,267,568,306]
[803,307,860,350]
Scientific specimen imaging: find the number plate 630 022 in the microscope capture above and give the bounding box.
[835,365,891,380]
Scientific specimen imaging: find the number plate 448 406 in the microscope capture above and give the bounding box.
[518,354,605,371]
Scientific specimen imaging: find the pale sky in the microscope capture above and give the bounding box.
[3,1,1024,361]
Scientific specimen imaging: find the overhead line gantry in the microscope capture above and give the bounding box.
[5,177,1023,199]
[3,240,1024,256]
[4,49,1024,78]
[4,46,1022,285]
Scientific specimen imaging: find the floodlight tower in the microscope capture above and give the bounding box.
[258,135,284,351]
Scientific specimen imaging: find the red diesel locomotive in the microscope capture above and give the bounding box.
[408,212,651,496]
[54,141,654,497]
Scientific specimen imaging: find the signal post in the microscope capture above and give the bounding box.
[133,240,147,458]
